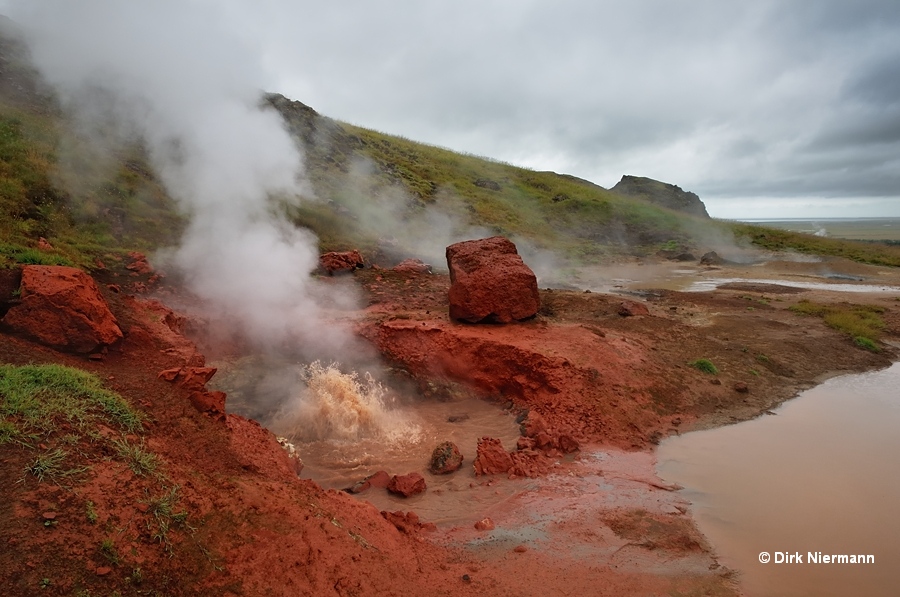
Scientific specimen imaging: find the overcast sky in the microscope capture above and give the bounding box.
[5,1,900,219]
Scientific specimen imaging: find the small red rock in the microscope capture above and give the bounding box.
[474,518,495,531]
[392,258,432,274]
[514,545,528,553]
[618,300,650,317]
[734,382,749,393]
[387,473,427,497]
[41,511,57,520]
[320,250,365,275]
[95,566,112,576]
[157,368,181,382]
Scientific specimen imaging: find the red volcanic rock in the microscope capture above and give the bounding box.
[2,265,123,353]
[392,258,432,274]
[522,411,548,438]
[159,366,223,416]
[473,437,514,476]
[557,433,580,454]
[618,300,650,317]
[428,441,464,474]
[126,251,153,274]
[37,237,53,250]
[348,470,392,494]
[178,367,217,391]
[382,510,437,534]
[157,366,217,392]
[445,236,540,323]
[366,470,392,489]
[189,390,226,414]
[320,250,365,275]
[387,473,427,497]
[734,381,749,393]
[158,368,181,382]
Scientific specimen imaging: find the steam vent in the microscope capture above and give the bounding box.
[445,236,540,323]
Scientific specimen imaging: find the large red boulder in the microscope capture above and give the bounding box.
[2,265,123,353]
[446,237,539,323]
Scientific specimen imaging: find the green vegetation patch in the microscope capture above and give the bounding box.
[789,300,885,351]
[689,359,719,374]
[733,223,900,267]
[0,363,144,447]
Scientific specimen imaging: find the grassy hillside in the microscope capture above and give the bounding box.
[0,22,182,269]
[1,21,898,270]
[269,94,717,262]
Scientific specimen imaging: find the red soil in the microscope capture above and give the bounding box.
[2,257,898,596]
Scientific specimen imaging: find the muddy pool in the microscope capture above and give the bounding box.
[657,363,900,597]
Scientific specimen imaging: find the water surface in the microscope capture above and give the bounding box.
[657,363,900,596]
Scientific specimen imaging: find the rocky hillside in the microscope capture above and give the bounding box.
[265,93,725,262]
[610,175,710,218]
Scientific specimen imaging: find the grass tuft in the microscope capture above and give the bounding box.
[113,438,159,476]
[689,359,718,375]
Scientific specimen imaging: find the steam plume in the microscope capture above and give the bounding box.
[7,0,355,351]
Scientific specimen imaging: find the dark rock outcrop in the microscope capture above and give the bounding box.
[700,251,725,265]
[610,175,710,218]
[446,237,540,323]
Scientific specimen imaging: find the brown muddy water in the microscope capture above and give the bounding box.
[213,358,526,525]
[657,363,900,597]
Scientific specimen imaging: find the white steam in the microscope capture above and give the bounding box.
[8,0,354,349]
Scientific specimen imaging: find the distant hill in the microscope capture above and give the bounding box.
[610,175,710,218]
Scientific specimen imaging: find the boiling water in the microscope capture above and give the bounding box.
[217,359,524,525]
[297,395,525,524]
[657,363,900,597]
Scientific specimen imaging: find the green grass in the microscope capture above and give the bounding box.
[732,223,900,267]
[0,364,144,445]
[1,364,149,485]
[689,359,719,375]
[0,103,183,269]
[112,438,160,476]
[143,485,191,551]
[789,300,885,351]
[100,538,121,566]
[86,500,98,524]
